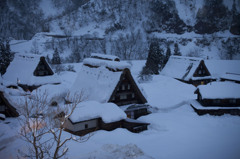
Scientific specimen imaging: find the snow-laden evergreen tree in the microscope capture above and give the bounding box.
[230,0,240,35]
[51,48,61,64]
[163,45,171,68]
[194,0,230,34]
[46,55,51,64]
[0,39,14,75]
[145,41,163,75]
[138,66,153,83]
[173,43,181,56]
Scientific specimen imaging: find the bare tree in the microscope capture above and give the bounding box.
[18,91,90,159]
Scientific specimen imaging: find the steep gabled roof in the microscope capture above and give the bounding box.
[161,56,210,81]
[221,73,240,82]
[0,91,19,117]
[196,82,240,99]
[205,60,240,79]
[71,58,146,104]
[3,54,60,86]
[90,53,120,61]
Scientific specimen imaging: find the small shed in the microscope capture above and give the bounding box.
[161,56,212,86]
[191,82,240,116]
[3,54,60,91]
[64,101,149,136]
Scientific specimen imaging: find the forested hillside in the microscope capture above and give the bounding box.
[1,0,240,60]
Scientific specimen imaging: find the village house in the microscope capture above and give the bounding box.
[0,91,19,118]
[205,59,240,83]
[3,54,60,92]
[161,56,212,86]
[220,73,240,84]
[64,101,150,136]
[191,82,240,116]
[71,53,149,119]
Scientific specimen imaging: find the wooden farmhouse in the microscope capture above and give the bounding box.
[71,54,149,119]
[191,82,240,116]
[161,56,212,86]
[0,91,19,118]
[63,101,149,136]
[3,54,60,92]
[205,59,240,83]
[220,73,240,84]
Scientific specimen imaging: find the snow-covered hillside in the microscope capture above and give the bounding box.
[1,0,240,60]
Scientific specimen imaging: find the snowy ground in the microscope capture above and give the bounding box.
[1,61,240,159]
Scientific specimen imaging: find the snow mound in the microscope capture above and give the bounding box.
[83,58,131,71]
[69,101,127,123]
[197,82,240,99]
[79,144,153,159]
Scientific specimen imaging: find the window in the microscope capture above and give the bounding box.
[132,93,135,99]
[213,99,221,104]
[85,124,88,129]
[120,94,127,100]
[230,99,236,104]
[122,85,125,90]
[203,70,206,74]
[127,84,131,90]
[198,70,202,75]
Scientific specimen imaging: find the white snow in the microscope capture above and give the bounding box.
[3,53,61,86]
[69,101,126,123]
[1,60,240,159]
[191,100,240,110]
[71,65,122,103]
[83,58,131,71]
[221,73,240,82]
[161,56,208,81]
[31,84,69,105]
[197,82,240,99]
[91,53,120,61]
[205,59,240,79]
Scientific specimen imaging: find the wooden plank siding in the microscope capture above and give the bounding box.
[109,69,147,106]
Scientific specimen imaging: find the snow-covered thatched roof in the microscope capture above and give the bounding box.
[31,84,69,105]
[72,64,123,103]
[205,60,240,79]
[71,56,133,102]
[221,73,240,82]
[90,53,120,61]
[83,58,130,71]
[69,101,126,123]
[3,53,60,86]
[161,56,206,81]
[196,82,240,99]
